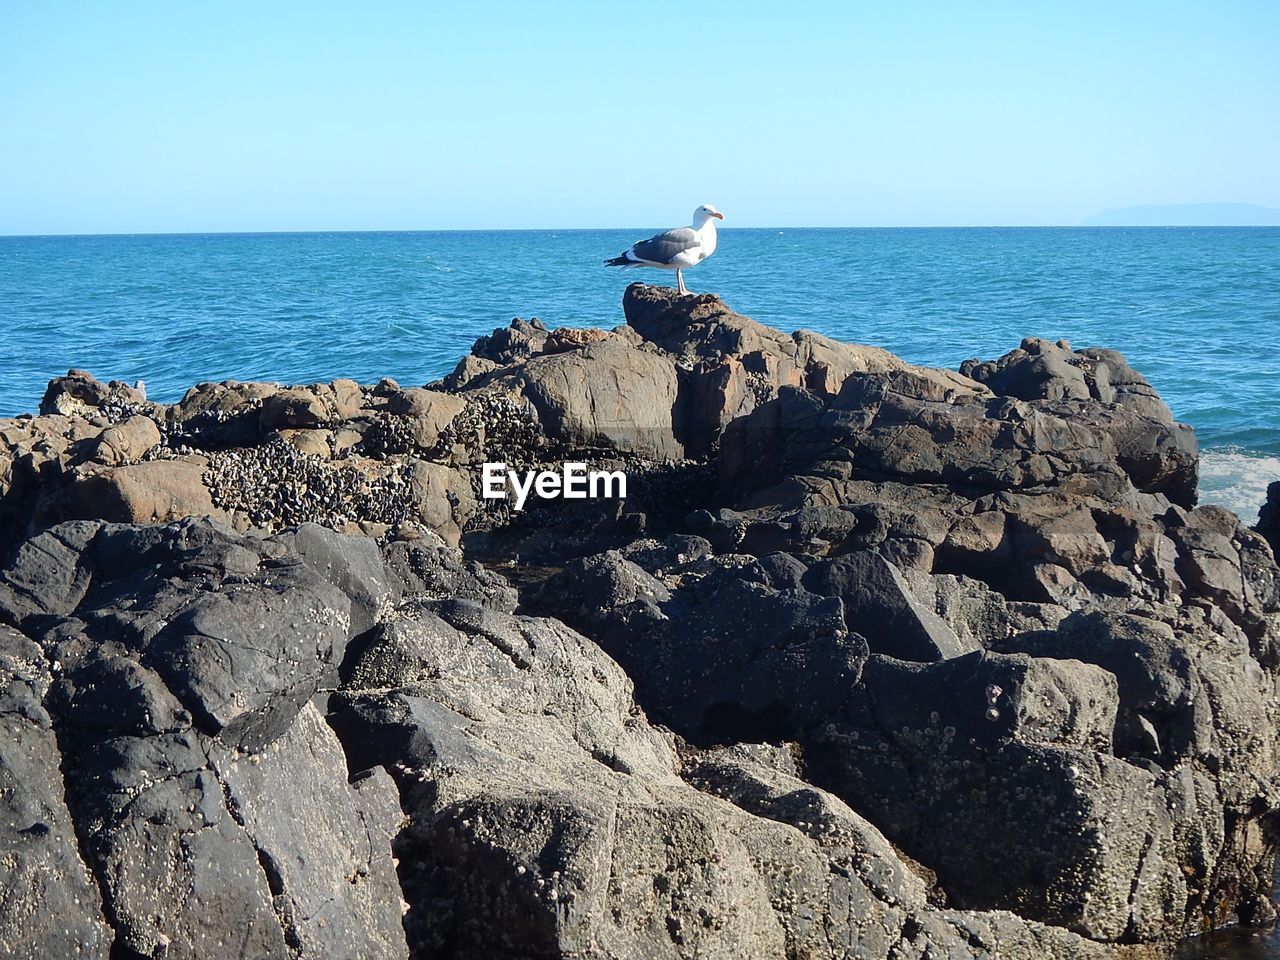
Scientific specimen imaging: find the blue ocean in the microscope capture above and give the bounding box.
[2,227,1278,520]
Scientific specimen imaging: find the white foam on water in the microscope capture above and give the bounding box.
[1198,449,1280,522]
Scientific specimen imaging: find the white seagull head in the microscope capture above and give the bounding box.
[693,204,725,227]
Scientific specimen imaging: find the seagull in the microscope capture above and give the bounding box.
[604,204,724,295]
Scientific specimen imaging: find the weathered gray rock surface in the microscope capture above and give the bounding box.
[0,519,409,959]
[2,283,1277,958]
[0,623,114,957]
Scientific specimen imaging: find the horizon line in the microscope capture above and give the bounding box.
[4,223,1280,240]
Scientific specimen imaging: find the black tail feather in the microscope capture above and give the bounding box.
[603,255,631,267]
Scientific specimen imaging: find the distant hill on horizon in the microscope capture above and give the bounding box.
[1082,203,1280,226]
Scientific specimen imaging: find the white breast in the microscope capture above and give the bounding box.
[670,222,717,267]
[699,224,718,260]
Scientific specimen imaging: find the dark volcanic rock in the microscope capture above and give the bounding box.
[0,519,408,959]
[622,283,905,391]
[527,550,867,740]
[959,338,1198,505]
[722,365,1194,508]
[275,521,400,637]
[470,316,550,364]
[209,706,407,960]
[995,608,1280,795]
[0,624,113,958]
[59,703,407,960]
[803,551,975,661]
[1259,480,1280,556]
[0,518,352,751]
[708,365,1215,616]
[382,530,518,611]
[806,651,1196,941]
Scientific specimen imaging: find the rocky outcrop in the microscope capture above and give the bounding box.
[1,283,1278,958]
[1260,480,1280,556]
[327,542,1102,960]
[0,515,1106,960]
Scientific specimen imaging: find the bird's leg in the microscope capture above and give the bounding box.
[676,269,688,295]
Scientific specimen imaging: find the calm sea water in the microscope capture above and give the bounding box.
[1175,925,1280,960]
[2,228,1278,518]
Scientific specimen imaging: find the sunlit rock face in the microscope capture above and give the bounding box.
[2,284,1278,957]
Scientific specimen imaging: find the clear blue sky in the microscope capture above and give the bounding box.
[1,1,1277,233]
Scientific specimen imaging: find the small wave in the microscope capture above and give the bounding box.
[1198,449,1280,522]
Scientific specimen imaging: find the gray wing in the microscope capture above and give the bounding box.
[630,226,699,264]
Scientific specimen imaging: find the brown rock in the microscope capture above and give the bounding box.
[408,460,475,546]
[170,381,280,445]
[279,429,333,458]
[623,283,907,400]
[542,326,611,354]
[387,389,466,449]
[39,369,148,417]
[519,340,685,461]
[684,357,754,457]
[330,378,366,420]
[332,428,364,456]
[440,354,500,391]
[69,457,225,524]
[91,415,162,465]
[1010,502,1112,572]
[943,511,1012,565]
[260,387,331,430]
